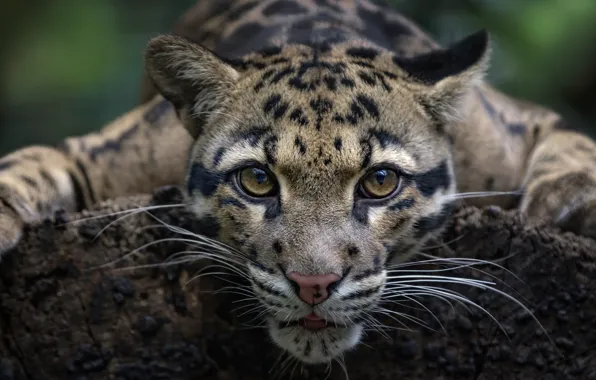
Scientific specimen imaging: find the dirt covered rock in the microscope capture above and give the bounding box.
[0,187,595,380]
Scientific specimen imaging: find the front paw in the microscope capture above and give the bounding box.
[0,200,25,257]
[521,172,596,239]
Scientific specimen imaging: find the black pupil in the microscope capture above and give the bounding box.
[253,168,268,184]
[375,170,387,185]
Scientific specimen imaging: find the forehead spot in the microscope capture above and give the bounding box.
[346,47,380,60]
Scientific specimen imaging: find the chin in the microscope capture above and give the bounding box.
[267,316,364,364]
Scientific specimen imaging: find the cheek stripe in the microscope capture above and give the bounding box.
[413,201,455,238]
[188,163,222,196]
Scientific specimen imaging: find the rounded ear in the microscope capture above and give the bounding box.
[144,35,239,138]
[394,30,491,122]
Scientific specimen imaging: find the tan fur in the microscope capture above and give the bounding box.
[1,0,595,364]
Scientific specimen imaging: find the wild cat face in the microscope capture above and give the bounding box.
[145,31,489,363]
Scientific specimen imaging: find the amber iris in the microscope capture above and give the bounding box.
[359,169,400,199]
[238,167,276,197]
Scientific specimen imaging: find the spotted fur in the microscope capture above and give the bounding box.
[1,0,596,365]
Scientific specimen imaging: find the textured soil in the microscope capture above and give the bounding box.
[0,186,595,380]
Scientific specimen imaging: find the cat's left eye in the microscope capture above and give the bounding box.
[358,169,400,199]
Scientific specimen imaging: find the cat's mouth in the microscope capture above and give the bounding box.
[279,313,345,331]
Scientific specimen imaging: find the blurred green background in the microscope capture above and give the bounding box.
[2,0,596,155]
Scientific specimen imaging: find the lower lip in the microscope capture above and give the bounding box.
[278,314,344,331]
[300,313,336,331]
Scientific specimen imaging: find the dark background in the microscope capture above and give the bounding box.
[2,0,596,155]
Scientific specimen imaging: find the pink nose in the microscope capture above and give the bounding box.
[286,272,341,305]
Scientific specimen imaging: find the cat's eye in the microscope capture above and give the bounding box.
[237,167,277,197]
[358,169,400,199]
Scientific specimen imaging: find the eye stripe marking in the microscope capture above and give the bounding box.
[219,197,246,209]
[389,197,415,211]
[411,160,451,197]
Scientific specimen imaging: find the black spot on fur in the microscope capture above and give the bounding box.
[373,71,392,91]
[219,197,246,209]
[310,98,333,130]
[359,71,376,86]
[143,99,172,126]
[353,61,375,69]
[213,147,226,166]
[264,199,282,220]
[323,76,337,91]
[411,161,451,197]
[347,47,379,60]
[289,108,309,126]
[270,57,289,65]
[67,171,87,211]
[294,136,307,155]
[304,341,311,357]
[352,202,369,225]
[188,163,222,196]
[347,245,360,257]
[334,137,342,151]
[333,114,345,124]
[271,67,295,83]
[383,70,398,80]
[393,30,488,85]
[360,138,372,169]
[263,94,281,113]
[196,216,221,238]
[414,202,455,238]
[340,285,382,301]
[272,240,283,254]
[352,268,382,281]
[75,159,96,204]
[253,82,265,92]
[88,123,140,161]
[39,170,57,189]
[340,78,355,88]
[346,102,365,125]
[236,125,272,146]
[0,160,15,171]
[389,197,415,211]
[372,129,400,149]
[357,95,380,119]
[262,69,276,80]
[263,0,308,16]
[507,123,527,135]
[264,135,279,164]
[263,94,289,120]
[323,158,332,166]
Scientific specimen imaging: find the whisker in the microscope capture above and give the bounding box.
[59,203,187,227]
[445,190,522,201]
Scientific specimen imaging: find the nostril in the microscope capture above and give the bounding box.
[286,272,342,304]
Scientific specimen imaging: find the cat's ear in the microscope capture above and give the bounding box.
[145,35,239,138]
[394,30,491,122]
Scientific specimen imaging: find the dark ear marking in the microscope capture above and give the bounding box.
[393,30,489,85]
